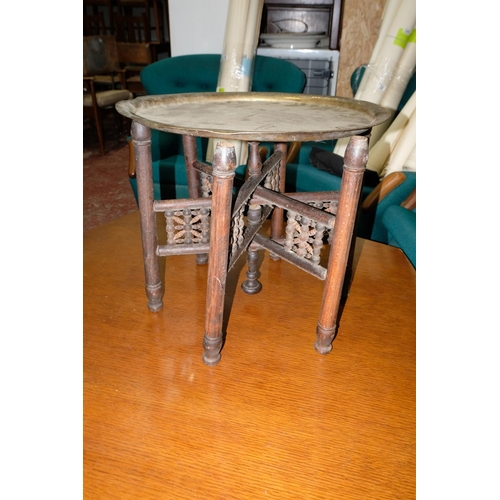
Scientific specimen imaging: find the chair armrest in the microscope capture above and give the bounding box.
[286,141,302,164]
[401,188,416,211]
[361,171,406,211]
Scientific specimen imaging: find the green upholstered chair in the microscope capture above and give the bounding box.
[382,204,416,268]
[359,170,415,237]
[127,53,307,201]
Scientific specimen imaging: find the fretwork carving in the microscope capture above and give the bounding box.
[200,171,212,198]
[230,207,245,259]
[284,213,329,262]
[165,208,211,246]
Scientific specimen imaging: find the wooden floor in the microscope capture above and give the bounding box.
[84,211,416,499]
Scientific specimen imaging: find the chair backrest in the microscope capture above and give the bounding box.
[116,42,153,66]
[83,35,121,77]
[140,54,307,96]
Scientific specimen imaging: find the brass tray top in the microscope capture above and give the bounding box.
[116,92,391,142]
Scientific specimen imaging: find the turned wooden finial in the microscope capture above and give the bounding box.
[343,135,369,173]
[212,142,237,176]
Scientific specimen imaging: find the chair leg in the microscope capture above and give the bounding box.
[92,106,106,155]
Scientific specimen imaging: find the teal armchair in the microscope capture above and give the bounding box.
[382,205,416,267]
[357,170,416,267]
[127,53,306,201]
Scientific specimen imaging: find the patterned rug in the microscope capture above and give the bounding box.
[83,127,138,232]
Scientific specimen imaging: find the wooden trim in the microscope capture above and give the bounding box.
[401,188,416,211]
[286,141,302,164]
[361,171,406,211]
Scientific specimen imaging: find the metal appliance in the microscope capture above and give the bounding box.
[257,0,342,96]
[257,46,339,96]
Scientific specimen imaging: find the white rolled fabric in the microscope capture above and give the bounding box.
[207,0,263,165]
[366,91,416,174]
[355,0,415,105]
[403,143,416,172]
[380,107,416,178]
[369,28,416,147]
[356,0,402,98]
[334,0,416,157]
[238,0,264,92]
[370,0,403,63]
[217,0,249,93]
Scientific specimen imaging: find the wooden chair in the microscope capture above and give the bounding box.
[114,8,170,94]
[83,35,134,154]
[116,41,154,95]
[83,17,120,90]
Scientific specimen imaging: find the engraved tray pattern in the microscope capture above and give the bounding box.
[116,92,391,142]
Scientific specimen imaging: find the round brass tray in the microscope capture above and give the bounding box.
[116,92,391,142]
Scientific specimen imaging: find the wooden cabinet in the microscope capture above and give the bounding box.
[83,0,170,59]
[84,0,170,94]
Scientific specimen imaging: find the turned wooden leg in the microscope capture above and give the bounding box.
[132,120,163,312]
[270,142,287,260]
[203,142,237,366]
[241,142,263,294]
[241,237,263,295]
[183,135,208,265]
[315,135,368,354]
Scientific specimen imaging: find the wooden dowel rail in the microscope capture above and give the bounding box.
[153,197,213,212]
[252,232,327,280]
[253,186,336,228]
[157,243,211,256]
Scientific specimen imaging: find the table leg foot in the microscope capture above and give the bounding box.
[241,279,262,294]
[314,324,337,354]
[202,334,223,366]
[146,283,163,312]
[196,253,208,265]
[241,245,262,294]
